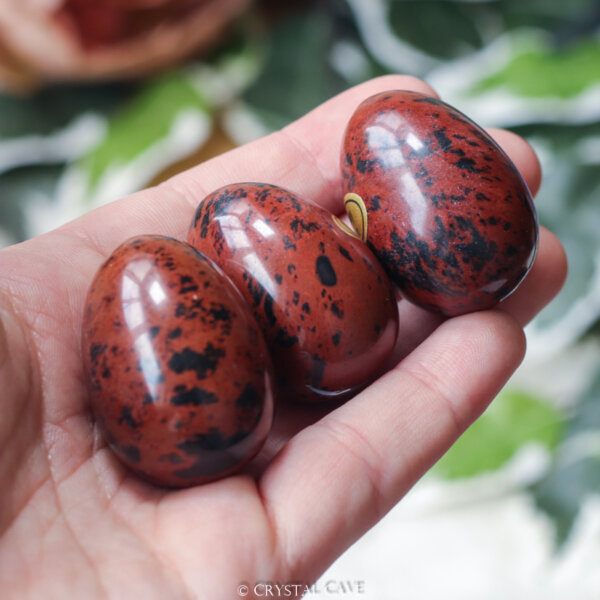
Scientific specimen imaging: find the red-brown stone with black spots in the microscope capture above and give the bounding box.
[82,235,274,487]
[187,183,399,403]
[341,90,539,316]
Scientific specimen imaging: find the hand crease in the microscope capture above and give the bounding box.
[280,127,338,199]
[401,361,464,436]
[315,418,388,523]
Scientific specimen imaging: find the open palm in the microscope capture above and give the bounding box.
[0,76,566,599]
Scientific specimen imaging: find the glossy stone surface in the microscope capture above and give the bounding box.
[187,183,398,403]
[82,235,273,487]
[341,90,539,316]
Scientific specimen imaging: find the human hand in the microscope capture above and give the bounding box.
[0,76,566,599]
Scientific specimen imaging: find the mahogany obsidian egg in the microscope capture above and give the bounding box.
[341,90,539,316]
[187,183,399,403]
[82,235,274,487]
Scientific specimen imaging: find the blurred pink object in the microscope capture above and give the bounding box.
[0,0,252,92]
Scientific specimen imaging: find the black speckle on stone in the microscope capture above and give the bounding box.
[247,277,265,306]
[370,195,381,211]
[177,428,245,453]
[236,383,262,410]
[171,387,218,406]
[345,153,353,166]
[503,222,512,231]
[202,187,247,225]
[414,164,429,179]
[167,327,182,340]
[283,235,297,251]
[149,326,160,339]
[506,245,518,257]
[316,255,337,286]
[287,194,303,213]
[178,275,199,294]
[455,216,498,270]
[275,274,283,285]
[119,406,138,429]
[122,445,141,464]
[476,192,491,202]
[332,332,341,346]
[433,128,452,152]
[406,230,437,270]
[167,344,225,380]
[209,306,231,322]
[179,283,199,294]
[356,157,376,174]
[376,229,462,298]
[290,217,320,235]
[247,276,266,307]
[90,343,107,363]
[158,453,184,465]
[175,303,187,317]
[331,301,344,319]
[101,367,111,379]
[292,291,300,305]
[275,327,299,348]
[301,302,311,314]
[338,245,353,262]
[455,158,485,174]
[413,96,443,106]
[287,263,296,274]
[143,393,154,405]
[264,294,276,327]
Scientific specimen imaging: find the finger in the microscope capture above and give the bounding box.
[499,227,567,326]
[260,310,525,581]
[487,128,542,197]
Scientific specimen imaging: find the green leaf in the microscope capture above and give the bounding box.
[525,156,600,330]
[472,37,600,99]
[0,165,63,243]
[532,360,600,544]
[497,0,600,33]
[534,455,600,544]
[81,71,212,188]
[244,8,348,129]
[435,388,564,479]
[388,0,486,60]
[0,83,127,139]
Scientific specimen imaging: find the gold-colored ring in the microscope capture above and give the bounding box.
[343,192,368,242]
[331,214,361,239]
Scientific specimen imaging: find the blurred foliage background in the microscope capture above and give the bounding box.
[0,0,599,597]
